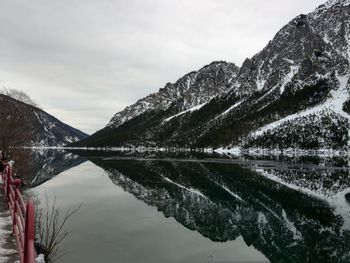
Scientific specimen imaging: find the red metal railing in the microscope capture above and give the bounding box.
[1,165,36,263]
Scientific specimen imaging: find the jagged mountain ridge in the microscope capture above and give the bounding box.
[0,94,88,147]
[198,0,350,149]
[74,61,239,146]
[75,0,350,150]
[107,61,239,128]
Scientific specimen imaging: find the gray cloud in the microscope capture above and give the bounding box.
[0,0,326,134]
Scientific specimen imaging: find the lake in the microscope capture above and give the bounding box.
[29,150,350,263]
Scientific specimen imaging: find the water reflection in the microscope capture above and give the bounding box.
[30,149,85,186]
[72,153,350,263]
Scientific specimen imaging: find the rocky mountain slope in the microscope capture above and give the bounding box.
[0,94,88,147]
[75,0,350,150]
[107,61,239,129]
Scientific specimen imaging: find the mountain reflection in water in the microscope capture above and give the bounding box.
[32,149,350,263]
[84,155,350,263]
[30,148,85,186]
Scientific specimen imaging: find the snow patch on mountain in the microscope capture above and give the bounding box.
[250,74,350,141]
[280,65,300,94]
[164,102,207,122]
[256,64,266,91]
[31,110,86,146]
[215,100,244,120]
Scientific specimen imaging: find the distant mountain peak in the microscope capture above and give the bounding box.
[0,94,88,147]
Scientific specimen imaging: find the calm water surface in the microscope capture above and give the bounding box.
[29,151,350,263]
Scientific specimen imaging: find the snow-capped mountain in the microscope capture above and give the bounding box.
[73,61,239,146]
[237,0,350,150]
[75,0,350,150]
[198,0,350,150]
[107,61,239,128]
[0,94,88,147]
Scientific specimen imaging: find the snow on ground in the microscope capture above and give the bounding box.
[163,102,207,122]
[0,176,18,263]
[35,254,45,263]
[0,211,16,263]
[0,193,17,263]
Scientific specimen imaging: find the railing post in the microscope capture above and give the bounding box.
[1,166,4,191]
[13,179,21,234]
[24,201,35,263]
[1,170,4,192]
[3,166,7,195]
[6,166,11,202]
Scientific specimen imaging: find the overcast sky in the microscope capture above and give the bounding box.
[0,0,326,134]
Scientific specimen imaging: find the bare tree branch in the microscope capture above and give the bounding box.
[34,194,82,262]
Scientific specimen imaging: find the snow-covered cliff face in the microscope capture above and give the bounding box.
[0,94,88,147]
[232,0,349,96]
[75,0,350,150]
[231,0,350,149]
[107,61,239,128]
